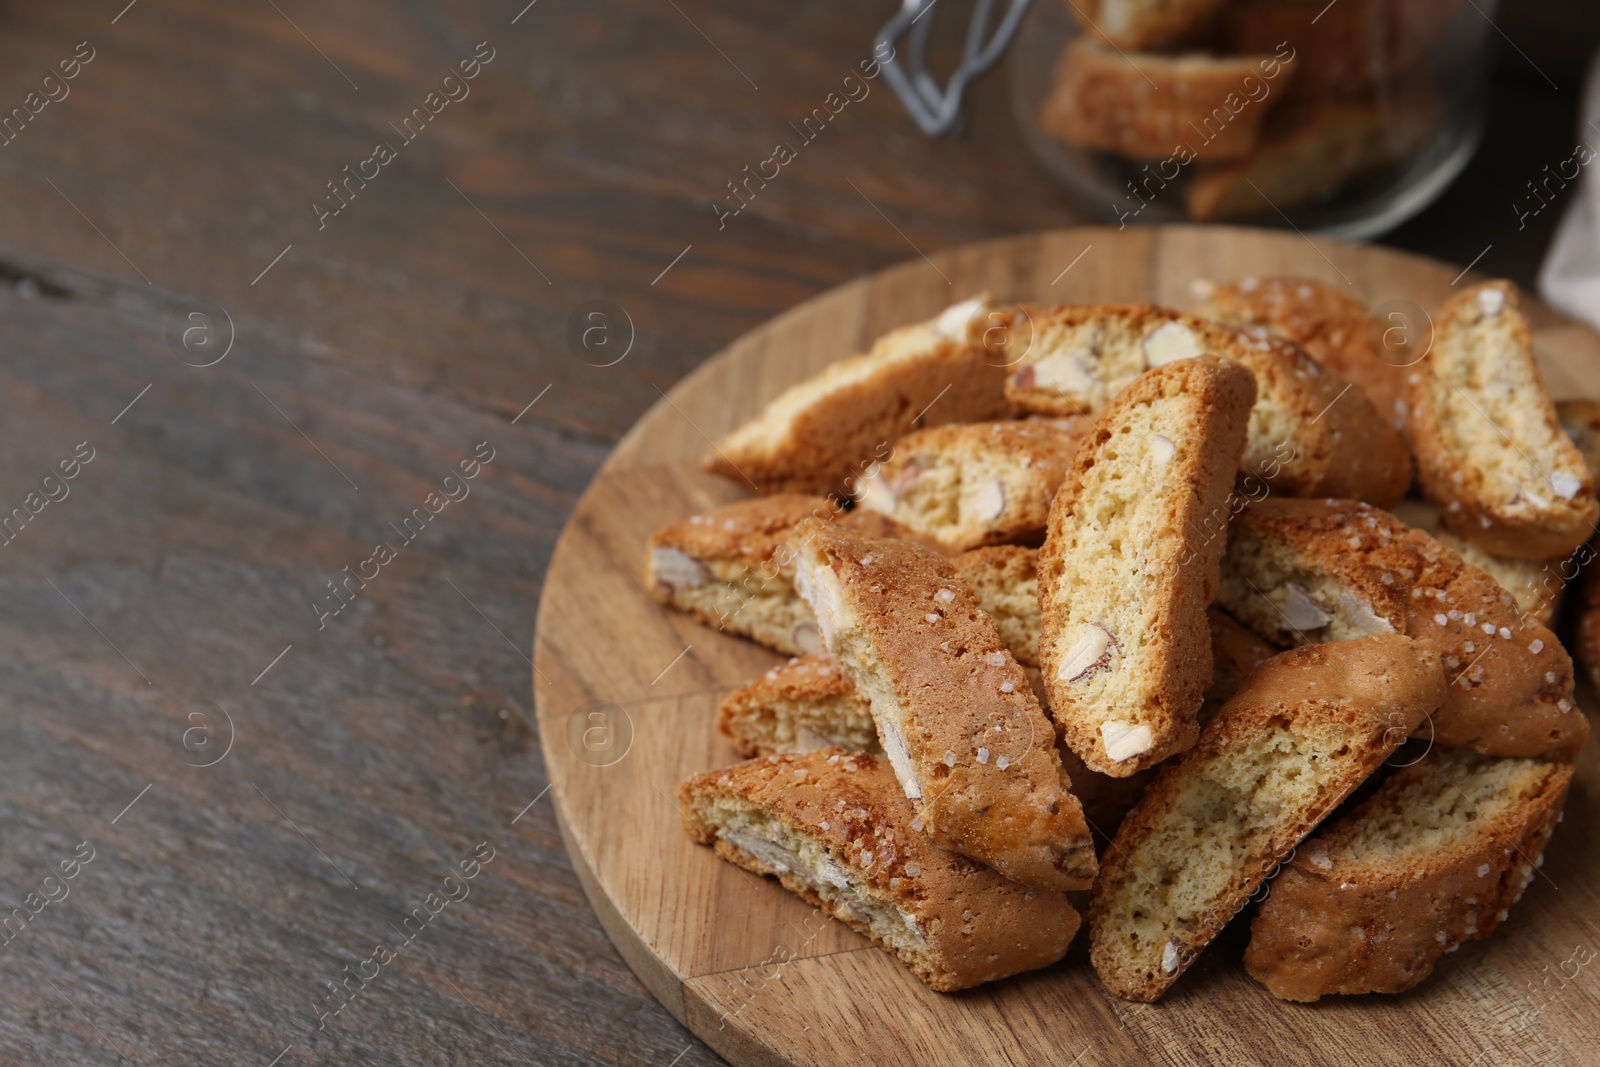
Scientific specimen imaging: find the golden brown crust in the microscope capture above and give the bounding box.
[1039,357,1256,776]
[1196,274,1410,433]
[645,494,941,656]
[718,651,1157,845]
[650,494,845,575]
[1002,303,1407,505]
[1186,95,1440,222]
[1218,497,1588,758]
[1404,282,1599,559]
[1038,39,1293,163]
[1437,531,1564,629]
[703,301,1014,497]
[677,749,1081,991]
[1088,634,1447,1001]
[855,419,1090,553]
[1217,327,1412,507]
[790,519,1098,891]
[1245,750,1573,1001]
[717,653,877,758]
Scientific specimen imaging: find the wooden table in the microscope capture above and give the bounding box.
[0,2,1592,1065]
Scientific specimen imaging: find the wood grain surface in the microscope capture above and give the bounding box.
[0,0,1596,1064]
[535,226,1600,1067]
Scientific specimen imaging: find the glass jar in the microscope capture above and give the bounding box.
[1009,0,1492,238]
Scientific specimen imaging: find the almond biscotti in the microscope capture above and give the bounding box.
[717,614,1254,839]
[1437,531,1562,628]
[1221,327,1411,507]
[1216,497,1587,758]
[646,494,935,656]
[1194,274,1410,431]
[715,654,1156,841]
[1221,0,1460,97]
[702,298,1013,497]
[677,749,1082,991]
[1395,499,1565,627]
[950,545,1043,667]
[789,519,1098,890]
[1039,39,1292,162]
[1068,0,1229,50]
[717,652,879,757]
[1404,281,1598,559]
[1186,96,1438,222]
[1039,357,1256,776]
[1245,748,1573,1001]
[1088,634,1447,1001]
[855,418,1091,553]
[1000,304,1409,506]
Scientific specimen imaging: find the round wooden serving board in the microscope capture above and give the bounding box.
[533,226,1600,1067]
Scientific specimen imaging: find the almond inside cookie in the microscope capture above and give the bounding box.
[678,749,1082,991]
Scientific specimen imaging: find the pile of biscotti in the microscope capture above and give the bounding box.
[649,279,1596,1002]
[1038,0,1458,220]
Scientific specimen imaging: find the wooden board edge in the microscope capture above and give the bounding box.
[549,797,690,1023]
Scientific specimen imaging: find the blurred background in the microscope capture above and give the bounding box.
[0,1,1595,1064]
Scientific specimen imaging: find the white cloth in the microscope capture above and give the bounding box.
[1539,52,1600,329]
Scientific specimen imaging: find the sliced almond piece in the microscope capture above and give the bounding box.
[1282,582,1332,631]
[1057,623,1115,682]
[1142,321,1204,367]
[1101,720,1154,763]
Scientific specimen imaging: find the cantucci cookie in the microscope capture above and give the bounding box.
[1404,281,1598,559]
[1394,498,1565,627]
[1186,97,1438,222]
[1438,531,1562,628]
[951,545,1043,667]
[1038,39,1292,162]
[789,518,1098,890]
[1088,634,1447,1001]
[716,654,1153,839]
[716,617,1245,843]
[1216,497,1588,758]
[1039,357,1254,775]
[1068,0,1230,50]
[1001,304,1408,505]
[718,652,879,757]
[1194,274,1410,431]
[1219,327,1411,507]
[646,494,936,656]
[1245,748,1573,1001]
[677,749,1081,991]
[1221,0,1460,96]
[703,298,1013,496]
[855,418,1091,553]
